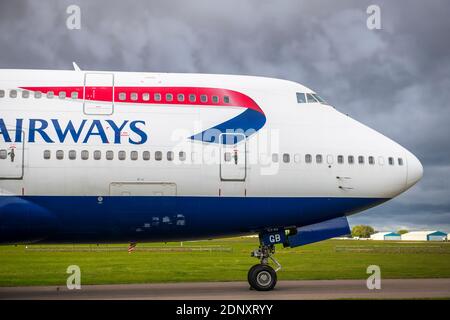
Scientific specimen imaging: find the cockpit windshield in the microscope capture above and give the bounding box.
[297,92,328,105]
[306,93,318,103]
[296,92,306,103]
[312,93,326,103]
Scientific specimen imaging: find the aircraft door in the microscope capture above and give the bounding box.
[332,154,354,192]
[220,133,246,181]
[84,73,114,115]
[0,130,24,179]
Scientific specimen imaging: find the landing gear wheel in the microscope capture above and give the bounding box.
[248,264,277,291]
[247,264,261,285]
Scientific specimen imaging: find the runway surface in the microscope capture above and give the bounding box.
[1,279,450,300]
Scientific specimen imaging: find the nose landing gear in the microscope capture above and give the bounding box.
[246,218,352,291]
[248,243,282,291]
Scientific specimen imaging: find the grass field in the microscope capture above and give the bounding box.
[0,238,449,286]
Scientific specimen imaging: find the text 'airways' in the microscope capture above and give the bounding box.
[0,118,148,145]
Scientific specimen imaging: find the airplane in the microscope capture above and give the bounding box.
[0,65,423,291]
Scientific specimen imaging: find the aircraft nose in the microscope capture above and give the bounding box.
[406,153,423,188]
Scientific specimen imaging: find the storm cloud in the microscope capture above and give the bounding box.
[0,0,449,232]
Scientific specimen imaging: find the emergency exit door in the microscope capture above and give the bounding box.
[220,133,246,181]
[0,130,24,179]
[84,73,114,115]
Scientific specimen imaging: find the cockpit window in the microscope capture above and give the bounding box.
[312,93,326,104]
[297,92,328,105]
[306,93,318,103]
[296,92,306,103]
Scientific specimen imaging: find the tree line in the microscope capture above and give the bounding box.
[351,225,409,238]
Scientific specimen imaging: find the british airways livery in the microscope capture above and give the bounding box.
[0,67,423,290]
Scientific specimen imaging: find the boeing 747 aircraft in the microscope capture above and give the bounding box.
[0,66,423,290]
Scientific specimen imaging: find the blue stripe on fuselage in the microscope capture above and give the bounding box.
[0,196,388,244]
[190,108,267,144]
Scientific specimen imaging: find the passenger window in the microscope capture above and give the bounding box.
[200,95,207,102]
[398,158,404,166]
[143,151,150,161]
[179,151,186,161]
[131,151,138,160]
[358,156,365,164]
[283,153,290,163]
[212,96,219,103]
[56,150,64,160]
[142,93,150,101]
[305,154,312,163]
[177,94,185,102]
[388,157,394,165]
[118,151,126,160]
[272,153,279,163]
[224,96,230,103]
[35,91,42,99]
[10,90,17,98]
[224,152,231,162]
[81,150,89,160]
[71,91,78,99]
[155,151,162,161]
[167,151,174,161]
[119,92,126,101]
[348,155,354,164]
[189,94,196,102]
[165,93,173,102]
[131,93,138,101]
[58,91,66,99]
[337,155,344,164]
[94,150,101,160]
[316,154,323,163]
[0,90,4,98]
[327,154,333,164]
[0,149,7,159]
[378,156,385,165]
[22,91,30,98]
[43,150,51,159]
[154,93,161,101]
[306,93,318,103]
[106,151,114,160]
[296,92,306,103]
[369,156,375,165]
[69,150,76,160]
[294,154,301,163]
[47,91,54,99]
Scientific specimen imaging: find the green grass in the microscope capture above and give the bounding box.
[0,238,449,286]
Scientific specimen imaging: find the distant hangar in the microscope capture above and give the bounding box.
[370,232,401,241]
[401,231,447,241]
[369,230,448,241]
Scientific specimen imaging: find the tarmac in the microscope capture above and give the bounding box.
[1,278,449,300]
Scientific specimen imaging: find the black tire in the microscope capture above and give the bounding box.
[247,264,277,291]
[247,264,261,285]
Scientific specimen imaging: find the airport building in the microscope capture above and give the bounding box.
[370,232,401,241]
[401,231,448,241]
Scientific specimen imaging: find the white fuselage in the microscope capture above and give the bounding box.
[0,69,423,243]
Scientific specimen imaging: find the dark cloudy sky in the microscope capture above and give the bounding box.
[1,0,449,232]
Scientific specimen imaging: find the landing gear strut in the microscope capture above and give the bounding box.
[248,244,281,291]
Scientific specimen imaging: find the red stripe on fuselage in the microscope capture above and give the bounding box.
[19,86,264,115]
